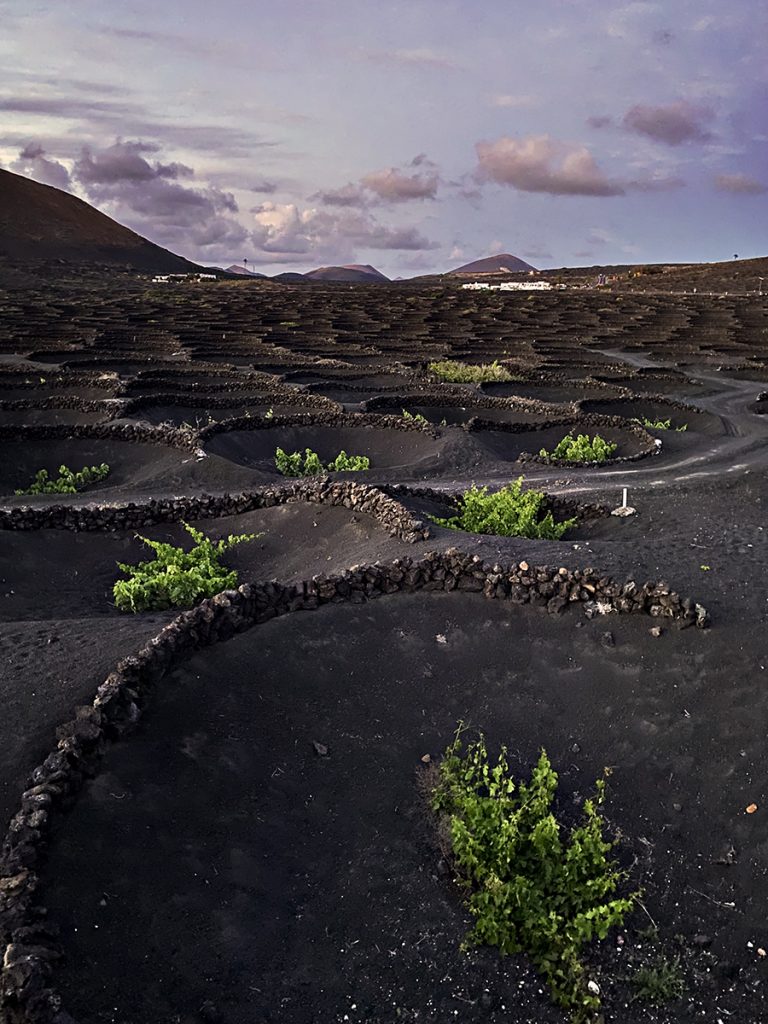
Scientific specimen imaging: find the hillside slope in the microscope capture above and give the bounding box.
[449,253,537,275]
[304,264,390,283]
[0,168,202,272]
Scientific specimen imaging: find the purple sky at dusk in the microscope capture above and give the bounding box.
[1,0,766,274]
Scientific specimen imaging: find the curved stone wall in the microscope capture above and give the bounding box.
[0,550,709,1019]
[0,480,430,542]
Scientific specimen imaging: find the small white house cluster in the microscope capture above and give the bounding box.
[151,273,218,284]
[461,281,555,291]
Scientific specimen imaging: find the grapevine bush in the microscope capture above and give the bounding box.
[428,359,513,383]
[113,522,261,613]
[15,463,110,495]
[430,728,638,1022]
[402,409,428,423]
[539,433,617,463]
[274,447,370,476]
[632,417,687,432]
[433,477,575,539]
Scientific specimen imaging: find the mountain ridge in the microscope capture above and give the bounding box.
[0,168,203,273]
[448,253,537,275]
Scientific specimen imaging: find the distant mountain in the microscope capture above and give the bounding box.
[272,272,309,284]
[226,264,266,277]
[0,168,203,273]
[448,253,537,275]
[304,264,390,283]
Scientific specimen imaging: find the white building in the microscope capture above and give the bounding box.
[498,281,552,291]
[460,280,554,291]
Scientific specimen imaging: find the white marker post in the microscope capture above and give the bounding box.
[611,486,636,518]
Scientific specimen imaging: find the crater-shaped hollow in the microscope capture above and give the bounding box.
[38,593,756,1023]
[468,422,648,464]
[204,424,446,474]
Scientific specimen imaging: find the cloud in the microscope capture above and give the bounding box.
[249,178,278,194]
[0,94,145,126]
[361,158,439,202]
[187,217,249,249]
[448,174,483,203]
[309,183,369,207]
[604,2,661,40]
[622,101,714,145]
[363,47,460,71]
[251,202,437,261]
[0,93,277,157]
[651,28,674,45]
[10,142,71,189]
[74,140,193,184]
[587,115,613,129]
[714,173,767,195]
[67,139,247,257]
[314,155,440,208]
[490,94,538,109]
[626,174,686,191]
[475,134,624,196]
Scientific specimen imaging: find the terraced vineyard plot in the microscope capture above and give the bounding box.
[35,594,766,1024]
[204,422,450,477]
[3,276,768,1024]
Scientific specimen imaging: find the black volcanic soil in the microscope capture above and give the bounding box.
[578,398,724,436]
[468,422,649,463]
[40,594,766,1024]
[481,381,618,403]
[0,614,173,829]
[3,278,768,1024]
[0,437,263,498]
[0,406,113,426]
[204,424,452,478]
[0,504,406,623]
[126,401,313,426]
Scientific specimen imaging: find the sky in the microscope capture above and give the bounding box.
[1,0,766,275]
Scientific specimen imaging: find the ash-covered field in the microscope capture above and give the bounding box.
[2,278,768,1024]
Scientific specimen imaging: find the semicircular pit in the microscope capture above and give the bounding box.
[203,424,449,477]
[0,436,260,500]
[38,591,759,1024]
[467,422,650,465]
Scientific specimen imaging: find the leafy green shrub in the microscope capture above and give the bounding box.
[539,433,617,463]
[428,359,513,383]
[113,522,260,613]
[632,417,687,432]
[402,409,428,423]
[274,447,369,476]
[433,477,575,539]
[631,956,685,1005]
[327,450,370,472]
[430,729,637,1022]
[15,463,110,495]
[274,447,321,476]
